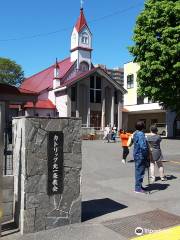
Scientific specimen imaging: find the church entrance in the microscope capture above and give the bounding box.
[90,111,101,130]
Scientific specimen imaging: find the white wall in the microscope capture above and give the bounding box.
[124,62,139,106]
[125,103,163,112]
[71,28,78,50]
[56,92,68,117]
[48,90,56,105]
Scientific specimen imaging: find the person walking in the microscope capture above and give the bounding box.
[112,125,117,142]
[146,125,167,183]
[119,129,131,164]
[103,124,110,143]
[133,121,149,193]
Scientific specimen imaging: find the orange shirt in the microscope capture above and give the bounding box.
[120,133,131,147]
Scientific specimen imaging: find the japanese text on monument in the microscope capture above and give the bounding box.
[47,131,63,195]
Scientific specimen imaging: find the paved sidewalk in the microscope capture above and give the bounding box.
[2,139,180,240]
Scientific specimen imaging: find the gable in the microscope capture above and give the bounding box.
[57,67,127,94]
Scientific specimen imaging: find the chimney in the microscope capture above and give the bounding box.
[53,58,60,89]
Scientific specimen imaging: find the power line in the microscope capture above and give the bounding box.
[0,2,144,42]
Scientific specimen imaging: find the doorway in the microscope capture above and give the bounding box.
[90,111,101,129]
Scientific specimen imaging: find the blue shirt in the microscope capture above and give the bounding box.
[133,130,148,160]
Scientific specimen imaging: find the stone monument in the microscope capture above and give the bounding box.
[13,117,82,234]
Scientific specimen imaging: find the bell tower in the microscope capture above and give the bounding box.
[70,8,92,71]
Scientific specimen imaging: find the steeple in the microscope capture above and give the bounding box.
[75,8,88,33]
[70,8,92,71]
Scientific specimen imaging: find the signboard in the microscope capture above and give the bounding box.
[47,131,64,195]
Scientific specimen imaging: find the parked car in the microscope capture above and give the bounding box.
[154,123,167,136]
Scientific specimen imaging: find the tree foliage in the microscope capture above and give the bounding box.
[129,0,180,112]
[0,57,24,86]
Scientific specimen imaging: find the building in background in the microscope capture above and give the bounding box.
[123,61,177,138]
[95,64,124,86]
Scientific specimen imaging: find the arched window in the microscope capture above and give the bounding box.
[81,32,89,44]
[79,61,89,72]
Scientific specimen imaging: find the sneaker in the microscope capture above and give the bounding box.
[135,189,147,194]
[122,159,126,164]
[150,176,155,183]
[161,176,167,181]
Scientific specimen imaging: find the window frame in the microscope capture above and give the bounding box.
[127,74,134,89]
[81,32,89,44]
[90,76,102,103]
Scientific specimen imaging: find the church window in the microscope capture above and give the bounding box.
[81,33,89,44]
[96,77,101,89]
[127,74,134,88]
[80,62,89,72]
[114,91,118,104]
[71,86,76,101]
[90,76,102,103]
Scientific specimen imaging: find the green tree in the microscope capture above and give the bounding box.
[129,0,180,112]
[0,57,24,86]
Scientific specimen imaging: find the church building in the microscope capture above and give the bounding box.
[20,8,126,130]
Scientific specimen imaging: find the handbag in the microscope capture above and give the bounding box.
[127,135,133,147]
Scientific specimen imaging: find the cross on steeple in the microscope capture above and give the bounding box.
[80,0,84,9]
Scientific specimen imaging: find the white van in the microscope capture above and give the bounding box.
[155,123,167,136]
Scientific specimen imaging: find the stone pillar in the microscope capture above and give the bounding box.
[0,102,5,236]
[13,117,82,234]
[111,88,115,127]
[67,88,71,117]
[117,91,123,130]
[101,87,105,130]
[76,84,80,118]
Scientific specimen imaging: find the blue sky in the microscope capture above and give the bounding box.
[0,0,144,77]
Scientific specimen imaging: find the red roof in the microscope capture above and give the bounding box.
[75,8,88,32]
[21,58,74,93]
[24,100,56,109]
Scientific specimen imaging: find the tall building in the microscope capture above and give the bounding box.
[95,64,124,85]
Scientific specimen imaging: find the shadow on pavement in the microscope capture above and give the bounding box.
[145,183,170,194]
[156,175,177,181]
[82,198,128,222]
